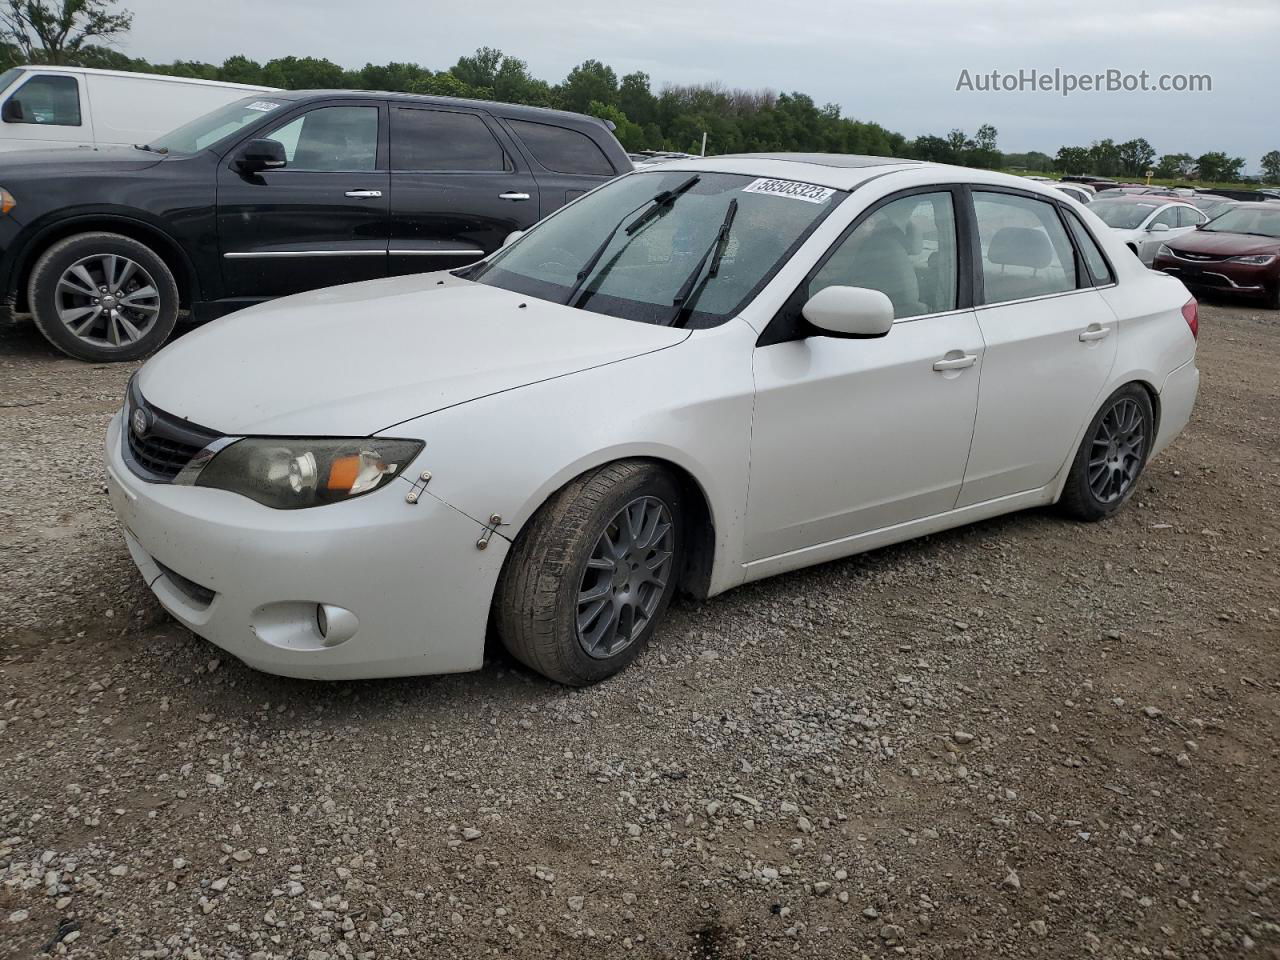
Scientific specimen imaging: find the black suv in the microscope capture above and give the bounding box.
[0,90,631,361]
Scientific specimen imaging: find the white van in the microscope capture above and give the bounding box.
[0,66,277,153]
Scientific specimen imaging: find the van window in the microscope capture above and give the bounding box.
[390,107,507,171]
[507,119,615,176]
[6,74,81,126]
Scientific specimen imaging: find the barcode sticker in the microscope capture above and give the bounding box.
[742,178,835,204]
[245,100,281,112]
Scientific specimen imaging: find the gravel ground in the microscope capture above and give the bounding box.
[1,300,1277,959]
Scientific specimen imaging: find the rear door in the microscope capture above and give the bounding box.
[502,117,621,216]
[217,100,389,301]
[387,105,538,275]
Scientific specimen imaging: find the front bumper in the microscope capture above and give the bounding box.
[104,413,508,679]
[1153,257,1276,295]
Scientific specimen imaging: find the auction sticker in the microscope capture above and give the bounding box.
[245,100,282,112]
[742,178,835,204]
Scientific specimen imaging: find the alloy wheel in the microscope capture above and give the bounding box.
[575,496,675,659]
[54,254,161,349]
[1088,397,1147,503]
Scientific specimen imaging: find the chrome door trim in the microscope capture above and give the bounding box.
[388,249,484,256]
[222,250,387,259]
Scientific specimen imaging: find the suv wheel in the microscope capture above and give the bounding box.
[28,232,179,362]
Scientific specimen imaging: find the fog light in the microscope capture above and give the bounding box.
[315,604,358,646]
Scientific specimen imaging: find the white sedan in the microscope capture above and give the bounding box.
[1089,195,1208,265]
[104,155,1201,685]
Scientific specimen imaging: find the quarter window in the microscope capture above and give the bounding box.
[1149,206,1179,228]
[809,192,958,320]
[973,192,1077,304]
[263,106,378,172]
[391,108,506,171]
[5,74,80,126]
[508,119,615,176]
[1063,210,1113,286]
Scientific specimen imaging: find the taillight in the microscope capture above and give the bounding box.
[1181,298,1198,339]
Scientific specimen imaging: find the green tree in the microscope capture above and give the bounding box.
[450,46,503,89]
[1154,152,1194,179]
[558,59,617,114]
[0,0,131,65]
[261,55,345,90]
[587,101,643,151]
[1196,151,1244,182]
[1054,145,1091,173]
[618,71,656,127]
[1088,139,1122,177]
[1117,138,1155,176]
[1260,150,1280,184]
[218,54,263,86]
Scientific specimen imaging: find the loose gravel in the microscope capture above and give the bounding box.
[1,300,1278,959]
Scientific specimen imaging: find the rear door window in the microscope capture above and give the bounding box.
[507,119,615,176]
[973,192,1078,304]
[391,107,507,171]
[6,74,80,125]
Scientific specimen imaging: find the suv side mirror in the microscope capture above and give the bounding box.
[502,230,524,248]
[1148,221,1170,233]
[802,285,895,338]
[1,98,24,123]
[235,138,287,173]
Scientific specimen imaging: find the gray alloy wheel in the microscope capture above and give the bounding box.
[575,495,675,659]
[54,253,161,348]
[1087,396,1147,504]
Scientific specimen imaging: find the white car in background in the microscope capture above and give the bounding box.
[105,155,1200,685]
[1051,182,1094,204]
[1089,195,1208,265]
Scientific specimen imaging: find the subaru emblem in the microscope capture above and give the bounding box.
[131,407,149,437]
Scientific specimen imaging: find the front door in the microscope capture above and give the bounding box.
[956,189,1119,507]
[217,101,389,302]
[746,190,983,561]
[386,105,539,275]
[1,71,89,149]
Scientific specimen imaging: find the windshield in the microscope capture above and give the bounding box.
[467,170,842,327]
[1201,206,1280,238]
[149,96,289,154]
[1090,200,1158,229]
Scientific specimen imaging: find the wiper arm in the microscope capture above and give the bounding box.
[666,198,738,328]
[133,143,167,154]
[563,175,700,308]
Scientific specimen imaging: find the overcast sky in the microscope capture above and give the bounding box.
[120,0,1278,170]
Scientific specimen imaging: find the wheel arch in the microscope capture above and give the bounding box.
[1051,374,1163,502]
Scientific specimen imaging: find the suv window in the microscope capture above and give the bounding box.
[508,119,614,176]
[810,191,957,319]
[973,192,1077,304]
[264,106,378,172]
[391,107,506,171]
[1063,210,1113,286]
[6,74,80,126]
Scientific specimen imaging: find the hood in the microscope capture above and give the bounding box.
[0,145,166,175]
[136,273,690,436]
[1169,229,1280,256]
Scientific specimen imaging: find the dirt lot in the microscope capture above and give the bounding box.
[1,300,1277,960]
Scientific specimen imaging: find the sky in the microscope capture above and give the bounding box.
[119,0,1279,170]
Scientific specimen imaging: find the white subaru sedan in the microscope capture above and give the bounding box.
[104,155,1200,685]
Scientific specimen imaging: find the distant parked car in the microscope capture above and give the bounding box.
[0,90,632,361]
[1052,183,1094,204]
[631,150,700,170]
[1089,196,1207,265]
[1153,202,1280,308]
[1186,194,1237,219]
[0,66,275,153]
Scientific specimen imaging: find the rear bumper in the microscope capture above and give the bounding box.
[1152,357,1199,458]
[104,412,507,680]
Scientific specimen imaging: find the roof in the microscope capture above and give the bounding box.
[275,90,613,129]
[12,64,274,92]
[641,153,926,191]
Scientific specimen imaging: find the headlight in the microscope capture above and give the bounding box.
[1226,254,1276,265]
[195,438,423,509]
[1155,244,1173,259]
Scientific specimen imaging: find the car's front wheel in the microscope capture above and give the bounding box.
[28,232,180,362]
[496,461,684,686]
[1059,384,1154,521]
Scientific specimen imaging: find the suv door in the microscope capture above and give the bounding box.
[1,71,89,149]
[746,189,983,561]
[956,189,1118,507]
[387,105,538,274]
[502,118,621,216]
[216,101,389,302]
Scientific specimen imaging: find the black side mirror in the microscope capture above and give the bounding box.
[2,98,24,123]
[235,138,287,173]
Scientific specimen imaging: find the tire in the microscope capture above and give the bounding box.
[1059,384,1154,522]
[495,461,685,686]
[28,232,180,362]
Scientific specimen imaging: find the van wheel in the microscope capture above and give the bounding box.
[28,232,179,362]
[1059,384,1153,522]
[495,461,684,686]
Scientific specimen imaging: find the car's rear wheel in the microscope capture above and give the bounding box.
[1059,383,1154,522]
[495,461,684,686]
[28,232,179,362]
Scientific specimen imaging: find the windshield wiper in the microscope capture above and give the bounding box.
[665,198,738,328]
[563,175,701,308]
[133,143,168,154]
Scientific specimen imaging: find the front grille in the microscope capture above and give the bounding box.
[122,382,223,483]
[127,428,203,479]
[1172,250,1229,262]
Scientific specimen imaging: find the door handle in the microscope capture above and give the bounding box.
[1079,325,1111,342]
[932,354,977,372]
[498,192,531,201]
[344,189,382,198]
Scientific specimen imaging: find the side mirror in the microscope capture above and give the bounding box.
[1,98,23,123]
[502,230,524,248]
[235,138,287,173]
[1148,221,1170,233]
[802,285,895,338]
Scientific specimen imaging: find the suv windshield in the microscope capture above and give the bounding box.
[1089,199,1159,229]
[1201,206,1280,238]
[149,96,289,155]
[467,170,842,328]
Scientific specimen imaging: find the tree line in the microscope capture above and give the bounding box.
[0,1,1275,184]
